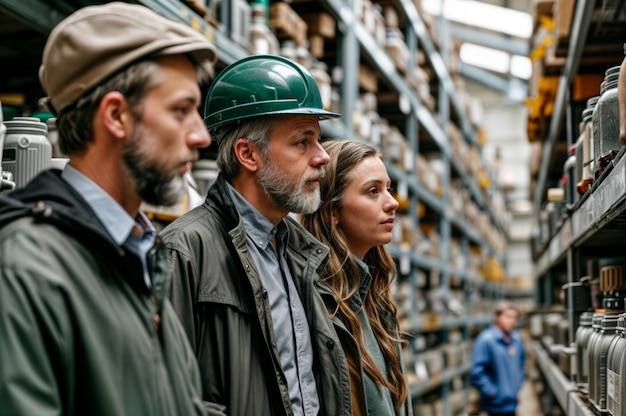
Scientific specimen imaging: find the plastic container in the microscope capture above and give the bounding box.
[2,116,50,189]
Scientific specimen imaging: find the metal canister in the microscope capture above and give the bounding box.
[607,314,626,416]
[575,311,594,392]
[2,117,50,189]
[589,260,626,414]
[592,66,621,176]
[589,312,620,414]
[575,106,595,196]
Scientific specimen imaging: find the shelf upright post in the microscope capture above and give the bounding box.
[405,22,421,338]
[337,0,359,135]
[219,0,231,40]
[437,4,452,415]
[460,234,471,407]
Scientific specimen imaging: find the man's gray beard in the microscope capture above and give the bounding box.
[122,131,186,207]
[257,157,323,214]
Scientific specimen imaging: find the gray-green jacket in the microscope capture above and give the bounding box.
[0,170,205,416]
[162,174,352,416]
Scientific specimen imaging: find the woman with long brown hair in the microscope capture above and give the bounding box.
[301,139,412,415]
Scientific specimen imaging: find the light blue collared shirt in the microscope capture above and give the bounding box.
[227,183,319,416]
[61,164,156,287]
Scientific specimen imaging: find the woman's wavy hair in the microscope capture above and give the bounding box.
[300,139,408,408]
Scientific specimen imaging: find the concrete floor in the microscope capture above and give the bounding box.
[515,380,543,416]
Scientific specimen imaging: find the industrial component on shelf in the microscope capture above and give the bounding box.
[607,314,626,416]
[575,310,594,393]
[229,0,251,48]
[588,313,619,415]
[309,61,332,112]
[547,187,565,202]
[588,260,626,415]
[249,1,279,55]
[592,65,621,177]
[563,143,577,206]
[0,100,14,193]
[544,186,566,239]
[552,278,593,382]
[575,102,595,197]
[2,117,50,192]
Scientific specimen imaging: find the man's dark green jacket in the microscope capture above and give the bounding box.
[0,170,205,415]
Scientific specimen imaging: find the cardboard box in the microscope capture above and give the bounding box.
[572,72,604,102]
[358,64,378,93]
[302,12,335,38]
[269,2,308,45]
[553,0,574,45]
[308,35,325,59]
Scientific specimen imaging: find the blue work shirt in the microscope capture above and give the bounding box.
[470,325,525,414]
[228,184,319,416]
[62,165,156,287]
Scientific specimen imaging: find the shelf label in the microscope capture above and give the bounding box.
[608,369,620,404]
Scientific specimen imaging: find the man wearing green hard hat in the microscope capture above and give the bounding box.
[161,54,351,416]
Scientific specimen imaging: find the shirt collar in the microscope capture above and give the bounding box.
[61,164,153,244]
[226,182,288,250]
[491,324,514,342]
[350,255,373,309]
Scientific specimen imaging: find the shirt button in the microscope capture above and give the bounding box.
[326,340,335,349]
[262,289,268,298]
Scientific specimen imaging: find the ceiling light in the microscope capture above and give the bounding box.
[460,43,509,74]
[422,0,532,39]
[510,55,532,80]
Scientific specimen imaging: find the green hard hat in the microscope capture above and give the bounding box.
[204,54,340,130]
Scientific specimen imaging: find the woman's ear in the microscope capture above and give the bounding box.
[234,138,260,173]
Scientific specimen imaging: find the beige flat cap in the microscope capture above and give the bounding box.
[39,1,217,112]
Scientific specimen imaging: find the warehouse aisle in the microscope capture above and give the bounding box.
[516,381,542,416]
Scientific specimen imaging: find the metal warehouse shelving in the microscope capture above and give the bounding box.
[531,0,626,414]
[0,0,510,413]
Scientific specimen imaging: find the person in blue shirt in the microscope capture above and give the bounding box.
[470,300,526,416]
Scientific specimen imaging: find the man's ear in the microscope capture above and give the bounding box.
[98,91,132,141]
[234,138,261,173]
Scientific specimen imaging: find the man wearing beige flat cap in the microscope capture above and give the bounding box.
[0,2,216,415]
